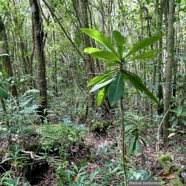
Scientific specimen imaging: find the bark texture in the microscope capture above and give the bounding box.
[29,0,47,108]
[163,0,175,144]
[73,0,95,115]
[156,0,164,115]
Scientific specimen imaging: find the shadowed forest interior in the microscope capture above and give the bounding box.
[0,0,185,185]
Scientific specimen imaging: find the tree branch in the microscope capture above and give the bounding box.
[42,0,85,61]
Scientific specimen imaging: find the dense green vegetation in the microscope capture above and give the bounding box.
[0,0,186,185]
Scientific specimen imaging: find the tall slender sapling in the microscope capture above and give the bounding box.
[81,28,161,185]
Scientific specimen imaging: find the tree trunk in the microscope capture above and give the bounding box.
[163,0,175,144]
[29,0,47,111]
[72,0,95,117]
[155,0,164,115]
[52,30,58,95]
[0,16,18,97]
[181,42,186,105]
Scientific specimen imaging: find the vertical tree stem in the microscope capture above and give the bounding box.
[120,96,127,186]
[0,98,11,145]
[163,0,175,144]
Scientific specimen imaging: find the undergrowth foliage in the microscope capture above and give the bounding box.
[0,24,185,185]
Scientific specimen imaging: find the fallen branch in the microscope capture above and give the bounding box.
[20,150,44,160]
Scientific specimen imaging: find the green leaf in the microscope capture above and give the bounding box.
[182,120,186,126]
[113,30,126,46]
[124,35,163,58]
[90,79,113,93]
[97,85,109,106]
[123,71,144,91]
[90,51,120,62]
[111,166,120,173]
[141,138,147,147]
[127,137,136,155]
[84,47,100,54]
[180,112,186,117]
[106,61,121,67]
[90,171,99,182]
[0,69,8,77]
[130,49,160,60]
[81,28,118,55]
[134,172,142,180]
[123,71,159,104]
[113,30,126,59]
[140,170,149,180]
[177,105,182,115]
[108,72,124,106]
[141,78,158,92]
[0,86,9,99]
[124,134,132,143]
[79,166,87,172]
[172,119,178,127]
[134,139,142,154]
[143,135,152,147]
[125,124,135,132]
[88,70,116,87]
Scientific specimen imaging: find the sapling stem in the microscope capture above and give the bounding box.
[120,96,127,186]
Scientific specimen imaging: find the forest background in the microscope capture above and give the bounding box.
[0,0,185,185]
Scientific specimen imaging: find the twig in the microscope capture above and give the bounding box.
[20,150,44,160]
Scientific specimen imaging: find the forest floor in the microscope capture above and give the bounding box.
[0,115,185,186]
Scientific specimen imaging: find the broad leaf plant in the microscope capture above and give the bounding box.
[81,28,161,184]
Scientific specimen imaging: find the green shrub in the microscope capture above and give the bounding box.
[23,123,88,159]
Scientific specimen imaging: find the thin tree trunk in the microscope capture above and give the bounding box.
[72,0,95,116]
[163,0,175,144]
[29,0,48,112]
[52,30,58,95]
[155,0,164,115]
[120,97,127,185]
[181,42,186,105]
[0,16,18,97]
[100,0,105,34]
[81,0,95,115]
